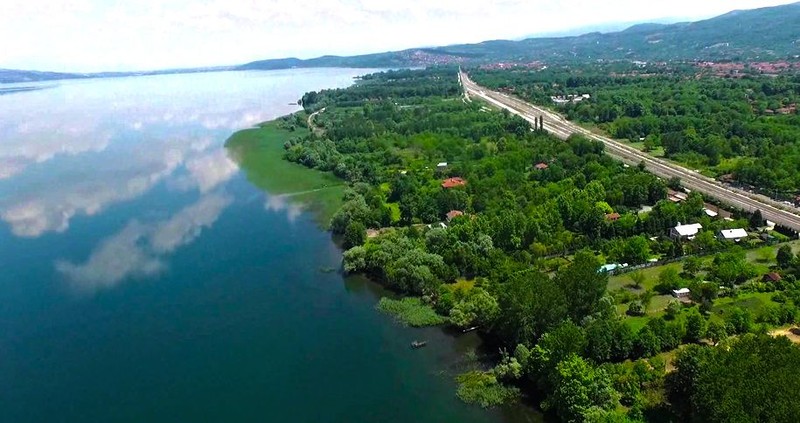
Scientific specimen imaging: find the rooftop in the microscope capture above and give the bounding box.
[673,223,703,237]
[441,177,467,189]
[446,210,464,221]
[719,228,748,240]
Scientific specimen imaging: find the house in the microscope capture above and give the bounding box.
[441,177,467,189]
[718,228,748,242]
[667,189,688,203]
[672,288,691,298]
[534,162,549,170]
[446,210,464,222]
[605,212,621,222]
[764,272,782,282]
[670,223,703,240]
[436,162,448,170]
[704,208,719,218]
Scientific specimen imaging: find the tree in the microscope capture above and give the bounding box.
[749,209,764,228]
[656,266,682,294]
[343,221,367,249]
[496,272,568,346]
[665,301,682,320]
[725,307,753,334]
[777,244,794,269]
[547,354,619,422]
[627,301,645,316]
[449,287,500,328]
[530,321,587,391]
[634,327,661,358]
[555,250,608,322]
[684,308,707,343]
[628,270,646,290]
[682,256,703,276]
[585,318,615,362]
[709,250,756,286]
[705,320,728,345]
[668,335,800,422]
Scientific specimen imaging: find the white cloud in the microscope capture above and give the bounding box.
[0,0,793,71]
[56,192,233,292]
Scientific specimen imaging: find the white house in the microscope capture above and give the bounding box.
[718,228,748,242]
[436,162,448,170]
[703,208,719,218]
[672,288,691,298]
[670,223,703,240]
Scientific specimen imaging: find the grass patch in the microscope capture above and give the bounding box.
[376,297,446,327]
[712,292,775,317]
[455,371,520,408]
[608,263,683,292]
[225,119,345,227]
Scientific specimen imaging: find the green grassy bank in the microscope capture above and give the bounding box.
[224,118,345,227]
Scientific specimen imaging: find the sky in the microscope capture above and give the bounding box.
[1,0,796,72]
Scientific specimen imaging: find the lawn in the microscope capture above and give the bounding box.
[225,120,345,227]
[711,291,775,319]
[608,263,683,292]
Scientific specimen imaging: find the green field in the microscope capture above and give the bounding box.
[608,263,683,292]
[225,121,345,227]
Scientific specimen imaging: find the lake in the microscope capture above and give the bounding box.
[0,69,534,422]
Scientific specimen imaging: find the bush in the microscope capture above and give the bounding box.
[376,297,446,327]
[455,371,520,408]
[627,301,645,316]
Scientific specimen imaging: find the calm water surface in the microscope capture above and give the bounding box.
[0,70,535,422]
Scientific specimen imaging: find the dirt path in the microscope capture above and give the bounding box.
[771,327,800,343]
[307,107,326,136]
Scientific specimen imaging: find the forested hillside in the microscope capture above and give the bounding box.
[239,3,800,71]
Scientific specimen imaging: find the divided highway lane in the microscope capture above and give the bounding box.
[460,71,800,233]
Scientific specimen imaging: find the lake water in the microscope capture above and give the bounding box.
[0,69,531,422]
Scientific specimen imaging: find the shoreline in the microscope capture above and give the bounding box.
[224,110,546,421]
[224,113,345,228]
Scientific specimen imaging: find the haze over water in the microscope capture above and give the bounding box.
[0,69,527,423]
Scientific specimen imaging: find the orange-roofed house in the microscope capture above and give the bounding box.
[534,162,549,170]
[441,177,467,189]
[446,210,464,221]
[605,213,621,222]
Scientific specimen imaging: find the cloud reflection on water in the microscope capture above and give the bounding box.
[0,137,206,237]
[56,192,233,292]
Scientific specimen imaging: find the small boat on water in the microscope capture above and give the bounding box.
[462,326,479,333]
[411,340,428,349]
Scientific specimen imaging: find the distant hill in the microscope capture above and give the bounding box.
[0,69,89,84]
[3,2,799,83]
[239,2,800,70]
[0,66,234,84]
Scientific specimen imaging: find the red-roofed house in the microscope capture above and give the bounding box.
[441,177,467,189]
[534,162,549,170]
[446,210,464,222]
[764,272,782,282]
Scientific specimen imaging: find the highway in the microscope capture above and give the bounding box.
[459,71,800,233]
